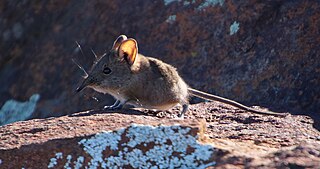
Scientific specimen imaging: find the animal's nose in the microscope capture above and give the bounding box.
[76,78,89,93]
[76,85,84,92]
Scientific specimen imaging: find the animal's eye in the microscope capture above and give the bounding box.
[103,67,112,74]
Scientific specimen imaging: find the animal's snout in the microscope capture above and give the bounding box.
[76,78,90,93]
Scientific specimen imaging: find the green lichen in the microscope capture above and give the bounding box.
[48,125,215,168]
[164,0,195,6]
[198,0,224,10]
[78,124,215,168]
[230,21,240,35]
[164,0,179,6]
[166,15,177,23]
[0,94,40,125]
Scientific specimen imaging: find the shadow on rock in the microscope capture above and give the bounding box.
[69,108,146,117]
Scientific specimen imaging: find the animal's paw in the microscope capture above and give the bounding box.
[104,104,123,110]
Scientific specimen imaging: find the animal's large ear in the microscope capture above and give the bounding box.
[118,38,138,66]
[112,35,127,50]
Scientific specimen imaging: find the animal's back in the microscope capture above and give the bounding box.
[124,55,189,110]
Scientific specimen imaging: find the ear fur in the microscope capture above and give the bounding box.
[118,38,138,66]
[112,35,127,50]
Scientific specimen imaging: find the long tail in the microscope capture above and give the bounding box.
[188,88,287,117]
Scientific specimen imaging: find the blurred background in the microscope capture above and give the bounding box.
[0,0,319,128]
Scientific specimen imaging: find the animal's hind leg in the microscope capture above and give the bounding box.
[178,104,189,118]
[104,100,123,110]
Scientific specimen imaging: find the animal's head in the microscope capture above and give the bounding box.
[76,35,138,94]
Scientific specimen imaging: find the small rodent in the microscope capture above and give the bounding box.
[76,35,287,117]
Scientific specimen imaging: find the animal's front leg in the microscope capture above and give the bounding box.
[178,104,189,118]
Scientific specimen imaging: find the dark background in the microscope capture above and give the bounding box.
[0,0,319,129]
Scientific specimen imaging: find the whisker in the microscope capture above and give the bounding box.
[91,48,98,62]
[101,53,107,61]
[72,58,88,78]
[101,52,107,58]
[74,41,89,78]
[76,41,86,59]
[97,52,107,64]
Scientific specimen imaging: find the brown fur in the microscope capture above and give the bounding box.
[76,35,286,117]
[77,35,188,113]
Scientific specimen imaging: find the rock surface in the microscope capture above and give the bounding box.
[0,102,319,168]
[0,0,319,128]
[0,113,216,168]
